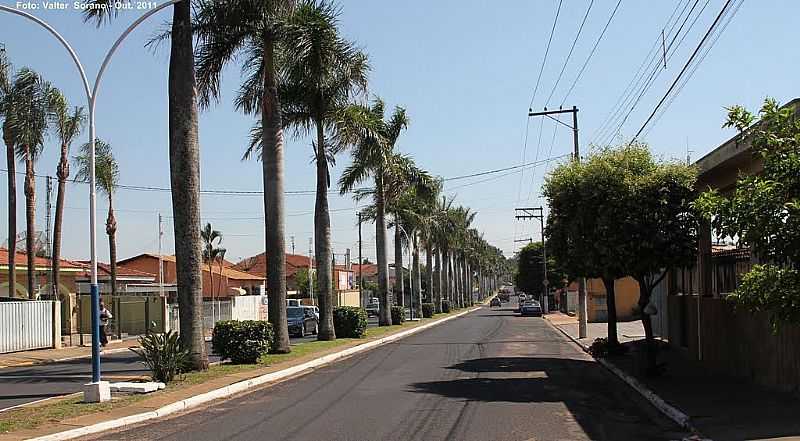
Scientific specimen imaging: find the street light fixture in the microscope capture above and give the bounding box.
[0,0,181,402]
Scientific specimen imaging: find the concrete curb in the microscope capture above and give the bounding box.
[543,316,698,435]
[30,307,481,441]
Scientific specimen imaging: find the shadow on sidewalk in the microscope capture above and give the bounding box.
[611,341,800,441]
[409,356,687,441]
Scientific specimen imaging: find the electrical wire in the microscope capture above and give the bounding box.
[543,0,595,106]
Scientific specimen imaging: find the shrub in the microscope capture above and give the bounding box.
[421,303,434,318]
[587,337,628,358]
[212,320,273,364]
[391,306,405,325]
[131,331,190,384]
[441,300,451,313]
[333,306,368,338]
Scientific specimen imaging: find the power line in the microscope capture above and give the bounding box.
[543,0,595,106]
[559,0,623,105]
[632,0,741,140]
[528,0,564,110]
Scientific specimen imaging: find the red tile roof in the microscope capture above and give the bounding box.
[0,248,80,269]
[72,260,156,279]
[120,253,263,281]
[234,252,313,278]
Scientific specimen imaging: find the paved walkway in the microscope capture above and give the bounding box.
[545,312,800,441]
[0,340,133,369]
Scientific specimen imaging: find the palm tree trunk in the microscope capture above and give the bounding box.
[262,37,290,353]
[442,248,450,305]
[169,0,208,371]
[106,196,117,336]
[23,146,35,299]
[314,120,335,340]
[394,221,404,308]
[5,129,16,298]
[425,241,433,305]
[433,248,441,313]
[52,144,68,299]
[412,231,421,317]
[375,175,391,326]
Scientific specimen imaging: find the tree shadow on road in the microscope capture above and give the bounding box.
[409,357,686,441]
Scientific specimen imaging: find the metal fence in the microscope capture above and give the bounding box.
[0,300,56,353]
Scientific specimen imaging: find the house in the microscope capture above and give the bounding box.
[0,248,83,298]
[660,99,800,392]
[559,277,640,322]
[118,253,263,300]
[234,252,355,292]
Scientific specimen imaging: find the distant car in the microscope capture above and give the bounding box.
[518,293,527,301]
[365,297,380,317]
[287,306,318,337]
[287,299,302,307]
[490,297,502,307]
[520,300,542,317]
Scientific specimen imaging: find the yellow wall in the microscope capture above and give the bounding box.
[586,277,641,322]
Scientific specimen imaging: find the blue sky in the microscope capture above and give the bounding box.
[0,0,797,264]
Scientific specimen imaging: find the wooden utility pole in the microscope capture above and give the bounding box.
[515,207,548,313]
[528,105,587,337]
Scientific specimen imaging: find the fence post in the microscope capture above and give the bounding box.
[53,301,62,349]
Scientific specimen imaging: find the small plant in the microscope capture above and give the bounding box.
[441,300,451,313]
[131,331,190,384]
[333,306,368,338]
[421,303,434,318]
[391,306,405,325]
[212,320,273,364]
[587,337,628,358]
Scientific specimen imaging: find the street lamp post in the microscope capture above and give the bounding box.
[1,1,181,402]
[396,224,417,320]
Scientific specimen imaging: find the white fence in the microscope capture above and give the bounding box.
[168,296,268,334]
[0,301,58,353]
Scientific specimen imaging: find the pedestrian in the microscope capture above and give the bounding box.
[99,300,112,348]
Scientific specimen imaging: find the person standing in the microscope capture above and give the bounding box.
[99,300,112,348]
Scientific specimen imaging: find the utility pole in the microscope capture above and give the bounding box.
[514,238,533,245]
[358,212,363,306]
[515,207,548,314]
[290,235,295,255]
[528,105,587,337]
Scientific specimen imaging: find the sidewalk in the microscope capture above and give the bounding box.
[545,311,646,347]
[546,312,800,440]
[0,340,133,369]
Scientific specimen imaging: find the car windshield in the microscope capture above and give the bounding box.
[287,308,304,319]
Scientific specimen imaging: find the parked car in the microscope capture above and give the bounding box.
[287,306,318,337]
[287,299,302,307]
[303,305,320,321]
[520,300,542,317]
[490,297,502,307]
[365,297,380,317]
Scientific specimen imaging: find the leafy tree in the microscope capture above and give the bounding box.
[193,0,294,354]
[86,0,209,370]
[74,139,121,301]
[695,98,800,330]
[514,242,566,298]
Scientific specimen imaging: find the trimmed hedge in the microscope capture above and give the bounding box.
[441,300,451,313]
[333,306,368,338]
[421,303,434,318]
[212,320,273,364]
[391,306,405,325]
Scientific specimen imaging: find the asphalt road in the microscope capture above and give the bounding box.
[0,326,335,412]
[88,300,688,441]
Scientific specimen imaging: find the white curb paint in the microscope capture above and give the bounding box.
[31,307,481,441]
[543,317,700,435]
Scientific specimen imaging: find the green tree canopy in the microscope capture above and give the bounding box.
[513,242,567,297]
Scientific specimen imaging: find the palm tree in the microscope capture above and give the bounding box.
[49,90,85,299]
[85,0,208,369]
[280,1,369,339]
[8,69,53,299]
[74,139,120,301]
[339,102,408,326]
[201,222,225,321]
[194,0,295,354]
[0,50,17,297]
